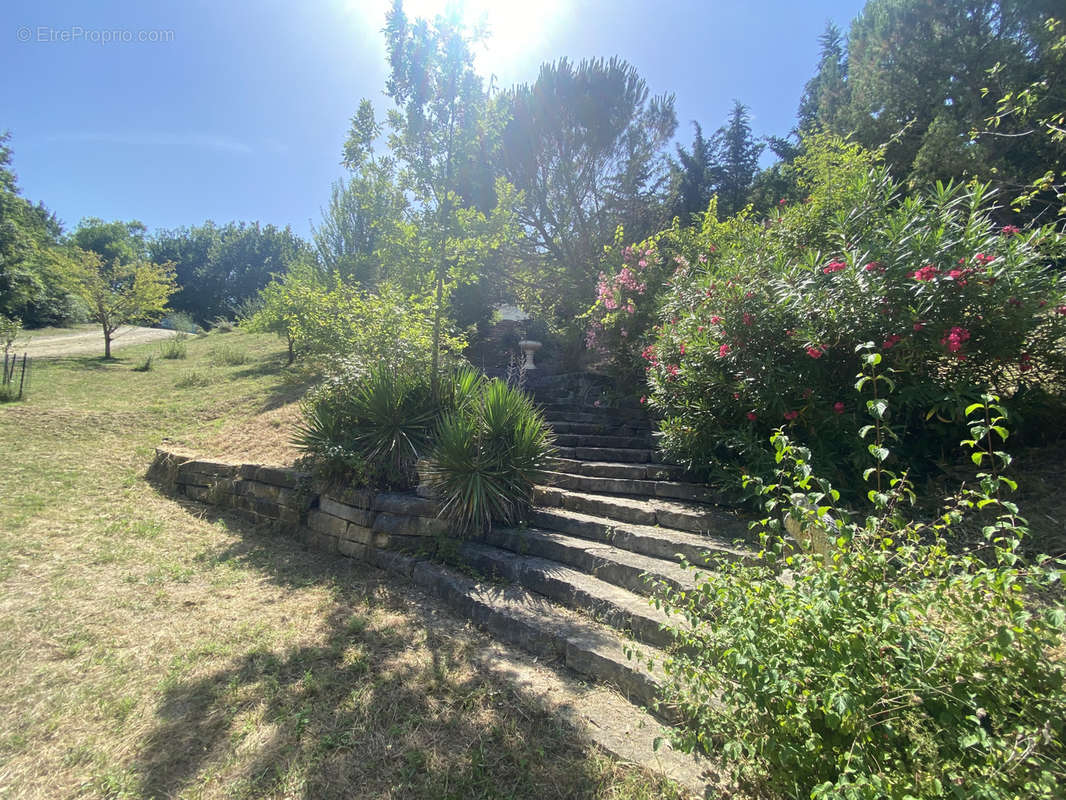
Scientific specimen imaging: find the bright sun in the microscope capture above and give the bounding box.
[345,0,564,82]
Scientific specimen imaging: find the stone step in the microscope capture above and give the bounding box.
[555,446,655,463]
[536,402,647,419]
[548,421,653,437]
[374,552,669,712]
[480,526,697,597]
[543,411,625,425]
[540,470,718,504]
[456,541,681,650]
[531,507,752,566]
[553,433,656,450]
[550,458,688,482]
[533,485,742,536]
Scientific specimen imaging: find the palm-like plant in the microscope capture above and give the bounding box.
[423,378,555,535]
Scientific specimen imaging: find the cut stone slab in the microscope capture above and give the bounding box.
[530,507,753,566]
[389,556,670,710]
[553,433,656,450]
[457,541,683,649]
[480,526,697,597]
[555,446,655,464]
[539,471,720,505]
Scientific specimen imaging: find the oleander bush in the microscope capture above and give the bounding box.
[596,136,1066,493]
[653,366,1066,799]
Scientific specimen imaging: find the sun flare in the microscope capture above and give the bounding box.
[344,0,564,80]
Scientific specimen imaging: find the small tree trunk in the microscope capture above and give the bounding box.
[104,327,112,359]
[287,335,295,364]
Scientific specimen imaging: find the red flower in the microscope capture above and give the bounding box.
[1020,353,1032,373]
[778,198,787,206]
[718,344,731,358]
[940,326,971,353]
[746,411,757,421]
[679,343,686,356]
[911,265,940,281]
[639,395,647,405]
[823,260,847,274]
[710,315,722,324]
[783,410,799,421]
[913,322,925,331]
[882,334,902,349]
[1001,225,1020,236]
[863,261,883,272]
[806,346,823,359]
[974,253,995,265]
[833,401,845,414]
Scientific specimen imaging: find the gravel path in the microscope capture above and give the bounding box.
[22,326,181,358]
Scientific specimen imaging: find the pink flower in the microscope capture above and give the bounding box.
[639,395,647,405]
[733,392,741,400]
[833,401,845,415]
[823,260,847,274]
[679,343,686,356]
[710,315,722,324]
[1001,225,1020,236]
[779,198,787,206]
[718,344,731,358]
[697,325,705,332]
[746,411,757,421]
[940,326,971,353]
[638,259,648,269]
[863,261,883,272]
[593,400,601,407]
[882,334,902,349]
[784,410,799,421]
[911,265,940,282]
[806,346,823,359]
[698,253,707,264]
[974,253,994,265]
[1057,306,1066,316]
[665,364,680,379]
[785,329,794,337]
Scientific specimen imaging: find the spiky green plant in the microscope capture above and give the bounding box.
[424,379,555,536]
[295,365,437,489]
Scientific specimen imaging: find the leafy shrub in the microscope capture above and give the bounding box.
[653,374,1066,799]
[209,316,234,333]
[629,138,1066,491]
[159,334,188,360]
[422,378,556,535]
[295,364,438,489]
[159,311,199,334]
[248,264,465,372]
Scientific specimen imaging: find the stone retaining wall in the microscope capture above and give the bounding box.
[148,447,448,560]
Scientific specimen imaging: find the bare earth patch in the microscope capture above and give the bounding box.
[21,325,180,358]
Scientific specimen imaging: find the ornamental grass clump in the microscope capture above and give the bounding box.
[652,350,1066,799]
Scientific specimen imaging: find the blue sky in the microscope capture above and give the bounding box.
[1,0,867,240]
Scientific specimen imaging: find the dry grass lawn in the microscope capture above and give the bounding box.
[0,331,690,799]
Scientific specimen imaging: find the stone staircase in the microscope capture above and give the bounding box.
[437,390,755,726]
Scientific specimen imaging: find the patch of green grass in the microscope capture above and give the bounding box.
[209,343,249,366]
[131,355,153,372]
[175,369,211,388]
[158,335,188,360]
[0,330,690,800]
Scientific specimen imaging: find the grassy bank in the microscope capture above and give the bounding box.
[0,331,687,799]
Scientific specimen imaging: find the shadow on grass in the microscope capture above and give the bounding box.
[227,357,315,413]
[133,503,659,800]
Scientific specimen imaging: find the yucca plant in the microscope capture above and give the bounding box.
[423,378,555,536]
[295,364,437,489]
